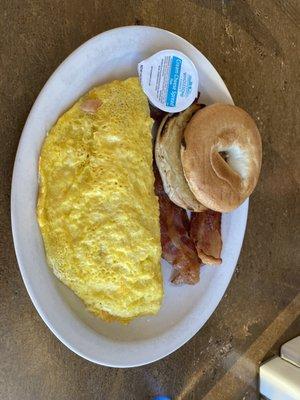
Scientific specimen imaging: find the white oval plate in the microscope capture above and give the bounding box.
[11,26,248,367]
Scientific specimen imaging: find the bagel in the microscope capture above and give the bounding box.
[155,104,207,212]
[181,103,262,212]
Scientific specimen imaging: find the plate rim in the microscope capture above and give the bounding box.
[11,25,249,367]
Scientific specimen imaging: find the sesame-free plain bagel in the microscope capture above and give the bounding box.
[155,104,207,212]
[181,103,262,212]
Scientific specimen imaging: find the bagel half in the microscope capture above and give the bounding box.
[155,104,207,212]
[181,103,262,212]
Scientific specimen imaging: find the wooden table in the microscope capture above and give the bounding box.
[1,1,299,399]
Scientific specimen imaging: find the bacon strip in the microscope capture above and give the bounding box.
[190,211,222,265]
[154,167,201,284]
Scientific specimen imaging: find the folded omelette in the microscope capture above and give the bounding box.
[37,77,163,323]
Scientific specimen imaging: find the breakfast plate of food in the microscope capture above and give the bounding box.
[11,26,261,367]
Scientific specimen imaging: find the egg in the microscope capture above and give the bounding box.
[37,77,163,323]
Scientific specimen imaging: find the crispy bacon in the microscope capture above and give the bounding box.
[154,167,201,284]
[190,211,222,265]
[149,104,167,124]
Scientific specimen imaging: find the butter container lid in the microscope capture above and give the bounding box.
[138,49,199,113]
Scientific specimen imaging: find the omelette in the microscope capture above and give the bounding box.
[37,77,163,323]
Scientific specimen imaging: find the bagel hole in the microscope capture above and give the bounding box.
[218,146,249,179]
[219,151,229,162]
